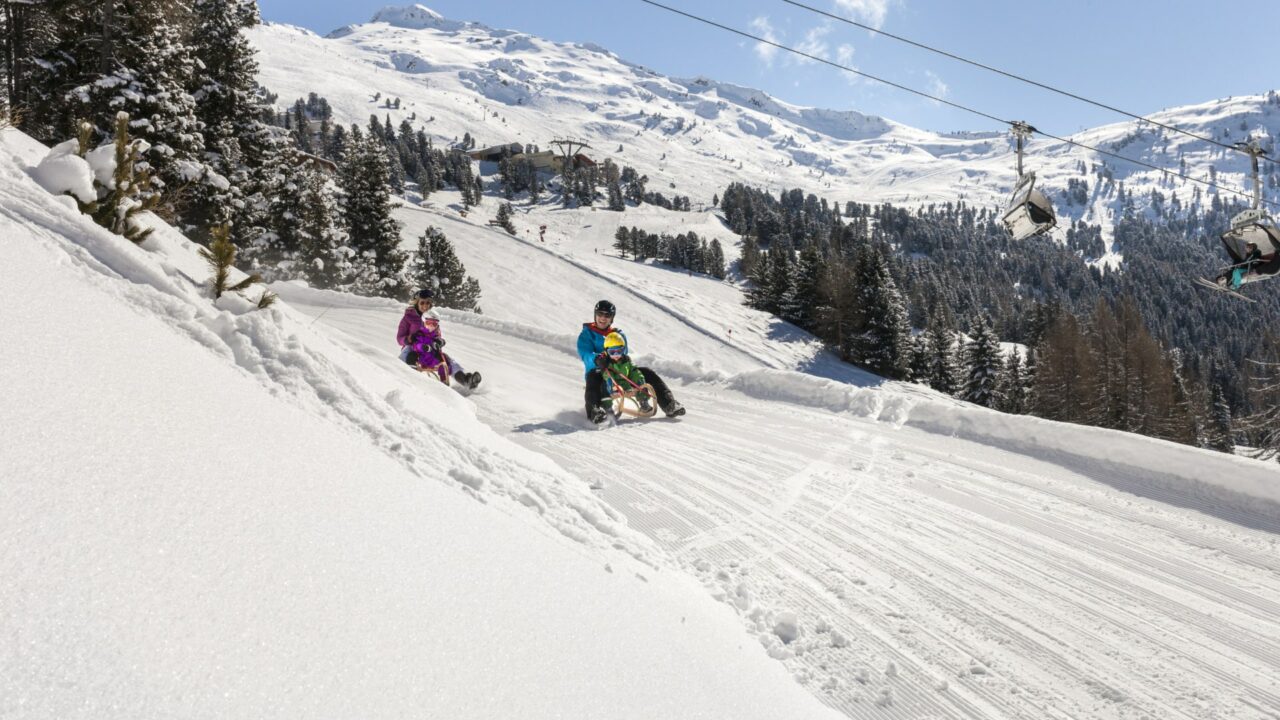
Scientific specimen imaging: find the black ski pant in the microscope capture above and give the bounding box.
[585,366,676,415]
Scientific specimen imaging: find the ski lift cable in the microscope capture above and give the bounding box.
[637,0,1280,211]
[781,0,1280,167]
[637,0,1011,127]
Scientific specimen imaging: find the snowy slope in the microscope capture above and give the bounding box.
[250,5,1280,247]
[0,128,845,719]
[275,182,1280,718]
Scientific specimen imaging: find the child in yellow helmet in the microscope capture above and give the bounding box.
[601,332,653,413]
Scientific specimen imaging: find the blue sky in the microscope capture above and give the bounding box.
[258,0,1280,135]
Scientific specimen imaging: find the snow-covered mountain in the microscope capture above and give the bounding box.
[251,4,1280,245]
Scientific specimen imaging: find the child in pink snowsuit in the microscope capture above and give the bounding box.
[397,290,481,389]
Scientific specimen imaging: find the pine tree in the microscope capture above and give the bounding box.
[340,133,407,296]
[410,226,482,312]
[1166,349,1203,446]
[77,113,159,243]
[995,350,1028,414]
[613,227,631,259]
[961,314,1002,407]
[1030,312,1097,424]
[781,244,822,329]
[186,0,274,239]
[495,201,516,235]
[22,1,209,217]
[1204,381,1234,453]
[908,333,933,384]
[852,245,910,379]
[816,257,858,360]
[926,312,960,396]
[295,168,353,289]
[707,239,726,280]
[200,224,260,299]
[607,179,625,211]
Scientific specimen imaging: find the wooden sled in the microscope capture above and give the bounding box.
[603,368,657,419]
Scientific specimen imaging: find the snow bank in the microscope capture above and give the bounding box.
[28,139,94,203]
[713,365,1280,516]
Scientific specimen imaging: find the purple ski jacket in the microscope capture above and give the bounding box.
[398,307,446,369]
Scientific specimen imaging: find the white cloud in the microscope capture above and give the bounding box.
[794,24,832,64]
[834,43,860,85]
[924,70,949,104]
[749,16,780,67]
[835,43,855,67]
[833,0,893,29]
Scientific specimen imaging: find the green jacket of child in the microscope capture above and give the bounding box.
[603,355,651,402]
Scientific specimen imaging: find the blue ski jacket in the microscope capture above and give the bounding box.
[577,322,628,378]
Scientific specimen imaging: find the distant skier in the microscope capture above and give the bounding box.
[398,289,481,389]
[577,299,684,423]
[600,331,654,414]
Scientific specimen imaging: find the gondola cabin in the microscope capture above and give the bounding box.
[1001,171,1057,241]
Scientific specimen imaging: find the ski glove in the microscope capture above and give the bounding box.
[594,353,609,369]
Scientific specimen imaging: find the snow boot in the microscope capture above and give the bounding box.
[456,371,482,390]
[637,395,653,414]
[664,400,686,418]
[588,405,609,424]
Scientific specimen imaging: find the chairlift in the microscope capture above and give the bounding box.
[1213,143,1280,288]
[1001,121,1057,241]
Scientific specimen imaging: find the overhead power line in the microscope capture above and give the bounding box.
[780,0,1280,167]
[636,0,1279,212]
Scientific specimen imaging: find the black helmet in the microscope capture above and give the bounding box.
[594,299,616,317]
[413,288,434,301]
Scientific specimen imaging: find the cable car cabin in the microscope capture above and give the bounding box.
[1220,209,1280,280]
[1001,172,1056,241]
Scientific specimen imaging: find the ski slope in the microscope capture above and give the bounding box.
[269,192,1280,719]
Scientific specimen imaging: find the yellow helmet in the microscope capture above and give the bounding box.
[603,332,626,350]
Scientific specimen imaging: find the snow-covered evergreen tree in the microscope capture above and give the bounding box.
[926,312,960,396]
[852,246,910,379]
[995,350,1028,414]
[295,169,353,290]
[186,0,274,239]
[495,201,516,235]
[607,179,625,211]
[961,315,1002,407]
[410,226,482,312]
[76,114,159,243]
[907,333,931,385]
[340,133,407,297]
[781,244,822,329]
[613,227,631,259]
[707,239,727,280]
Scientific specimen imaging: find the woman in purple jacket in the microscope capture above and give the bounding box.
[398,289,481,389]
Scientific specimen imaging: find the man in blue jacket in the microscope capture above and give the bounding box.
[578,299,685,423]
